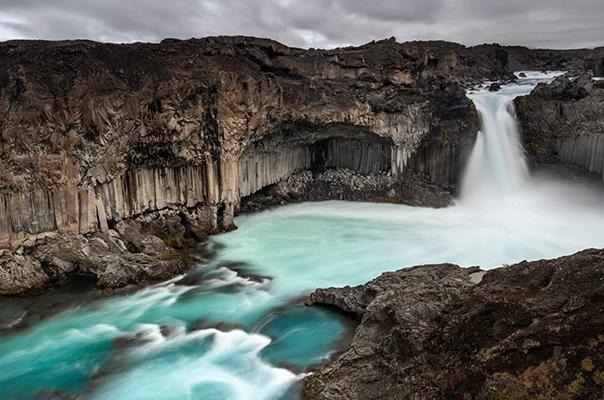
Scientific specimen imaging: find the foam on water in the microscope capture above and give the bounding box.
[2,71,604,399]
[86,326,298,400]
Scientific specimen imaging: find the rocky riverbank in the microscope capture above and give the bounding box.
[0,207,218,295]
[240,168,453,212]
[303,249,604,400]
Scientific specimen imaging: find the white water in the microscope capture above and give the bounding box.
[3,71,604,400]
[462,71,565,200]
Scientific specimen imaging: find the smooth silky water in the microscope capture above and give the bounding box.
[3,72,604,400]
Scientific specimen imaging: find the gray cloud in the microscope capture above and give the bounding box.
[0,0,602,49]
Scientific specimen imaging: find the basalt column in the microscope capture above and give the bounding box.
[313,137,392,175]
[236,131,395,200]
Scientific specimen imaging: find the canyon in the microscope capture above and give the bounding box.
[0,35,603,400]
[1,37,603,295]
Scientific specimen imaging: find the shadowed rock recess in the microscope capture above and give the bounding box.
[0,36,603,294]
[304,249,604,400]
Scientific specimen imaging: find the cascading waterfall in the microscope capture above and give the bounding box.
[461,91,529,199]
[461,72,564,201]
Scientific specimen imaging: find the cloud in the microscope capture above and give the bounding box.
[0,0,602,49]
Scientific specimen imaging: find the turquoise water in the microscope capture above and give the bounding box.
[0,249,350,400]
[3,194,604,399]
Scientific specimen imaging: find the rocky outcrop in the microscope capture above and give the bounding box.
[505,45,604,75]
[0,209,205,295]
[304,249,604,400]
[241,168,453,212]
[515,73,604,180]
[0,38,489,257]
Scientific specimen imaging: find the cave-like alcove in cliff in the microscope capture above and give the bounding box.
[237,128,394,198]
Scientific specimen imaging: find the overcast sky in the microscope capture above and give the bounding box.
[0,0,602,49]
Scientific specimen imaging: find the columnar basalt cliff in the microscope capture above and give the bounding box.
[304,249,604,400]
[0,36,602,294]
[515,73,604,180]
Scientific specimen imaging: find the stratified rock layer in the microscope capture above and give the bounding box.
[304,249,604,400]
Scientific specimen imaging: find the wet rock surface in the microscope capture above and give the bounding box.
[488,82,502,92]
[304,249,604,400]
[241,168,453,212]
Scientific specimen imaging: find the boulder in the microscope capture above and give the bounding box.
[489,82,502,91]
[0,253,50,295]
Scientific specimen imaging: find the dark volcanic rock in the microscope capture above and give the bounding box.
[504,45,604,75]
[515,72,604,180]
[304,249,604,400]
[531,72,593,100]
[0,252,50,295]
[241,168,453,212]
[489,82,502,92]
[0,216,192,295]
[0,38,490,255]
[0,36,489,294]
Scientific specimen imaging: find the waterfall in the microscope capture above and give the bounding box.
[461,72,565,202]
[461,91,529,199]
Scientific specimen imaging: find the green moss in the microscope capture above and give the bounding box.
[581,357,594,372]
[487,357,602,400]
[594,370,604,385]
[159,233,195,249]
[158,248,183,261]
[567,373,585,395]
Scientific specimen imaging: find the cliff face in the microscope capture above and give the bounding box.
[304,249,604,400]
[0,36,600,294]
[515,74,604,180]
[0,37,498,252]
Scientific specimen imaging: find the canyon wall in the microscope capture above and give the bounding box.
[515,74,604,180]
[317,137,392,175]
[0,163,237,249]
[1,36,601,293]
[238,146,312,198]
[0,37,487,252]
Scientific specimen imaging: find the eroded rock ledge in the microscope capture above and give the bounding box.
[0,208,214,295]
[304,249,604,400]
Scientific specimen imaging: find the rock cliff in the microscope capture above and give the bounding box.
[0,36,601,293]
[304,249,604,400]
[515,73,604,181]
